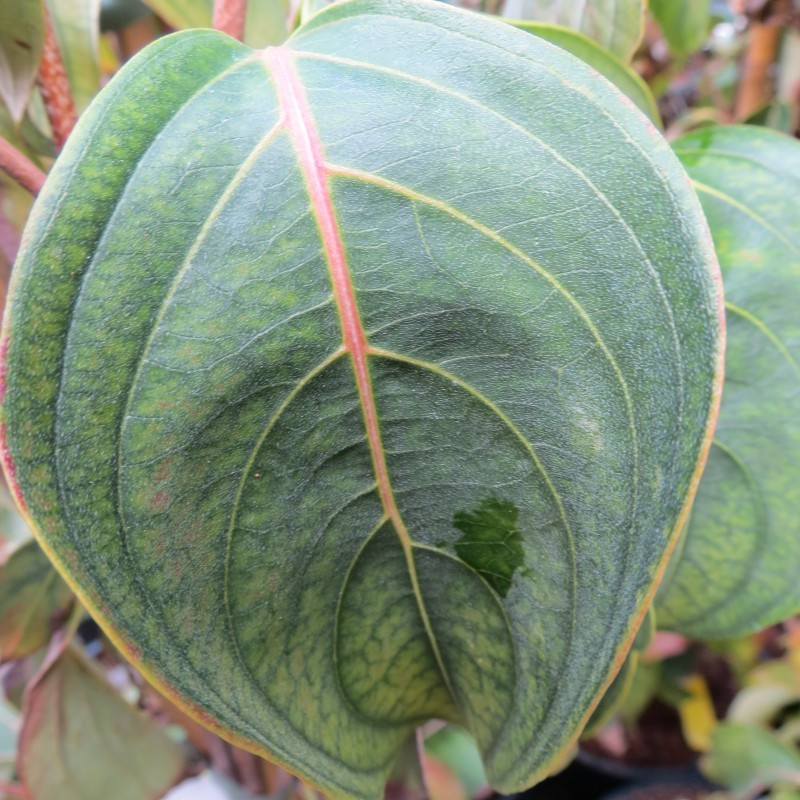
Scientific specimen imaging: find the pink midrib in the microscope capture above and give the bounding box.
[265,47,405,536]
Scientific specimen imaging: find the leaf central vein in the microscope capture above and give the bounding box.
[264,46,462,717]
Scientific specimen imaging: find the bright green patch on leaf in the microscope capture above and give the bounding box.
[453,498,526,598]
[0,0,45,122]
[0,539,72,662]
[502,0,645,62]
[657,126,800,639]
[510,20,660,123]
[1,2,722,797]
[18,645,185,800]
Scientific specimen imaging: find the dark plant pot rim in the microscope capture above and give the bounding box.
[600,779,717,800]
[577,745,703,784]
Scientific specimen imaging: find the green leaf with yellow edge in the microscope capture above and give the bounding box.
[509,20,660,123]
[0,2,722,797]
[581,606,655,737]
[656,126,800,639]
[649,0,711,58]
[18,644,185,800]
[0,539,72,663]
[45,0,101,114]
[502,0,645,62]
[0,0,45,123]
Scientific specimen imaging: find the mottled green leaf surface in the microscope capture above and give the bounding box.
[510,21,660,123]
[657,126,800,638]
[0,539,72,662]
[0,1,722,797]
[18,645,185,800]
[502,0,645,61]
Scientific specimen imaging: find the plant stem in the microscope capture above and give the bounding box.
[63,599,86,644]
[735,19,781,120]
[0,137,46,195]
[37,8,77,150]
[213,0,248,41]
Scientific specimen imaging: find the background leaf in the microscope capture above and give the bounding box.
[242,1,288,48]
[649,0,712,58]
[45,0,101,114]
[510,20,660,123]
[702,723,800,794]
[0,3,722,797]
[0,539,72,663]
[140,0,287,45]
[656,126,800,639]
[139,0,210,28]
[500,0,645,62]
[0,0,45,123]
[423,726,489,800]
[18,645,185,800]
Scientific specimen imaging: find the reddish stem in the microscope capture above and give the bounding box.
[0,781,27,798]
[0,205,21,266]
[37,8,77,150]
[0,137,46,196]
[213,0,248,41]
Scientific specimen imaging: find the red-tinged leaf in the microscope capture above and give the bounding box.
[0,540,72,663]
[18,645,185,800]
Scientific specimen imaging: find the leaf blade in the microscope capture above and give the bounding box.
[0,0,45,122]
[501,0,645,62]
[509,20,660,123]
[0,539,72,663]
[18,646,185,800]
[2,4,723,797]
[657,126,800,638]
[649,0,711,57]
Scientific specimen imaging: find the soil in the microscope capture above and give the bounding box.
[584,644,738,771]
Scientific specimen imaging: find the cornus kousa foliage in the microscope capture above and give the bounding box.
[0,1,723,797]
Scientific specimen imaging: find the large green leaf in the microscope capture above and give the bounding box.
[509,21,659,123]
[0,2,722,797]
[18,645,185,800]
[649,0,711,58]
[0,0,45,123]
[502,0,645,62]
[656,126,800,639]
